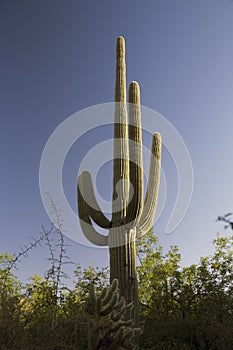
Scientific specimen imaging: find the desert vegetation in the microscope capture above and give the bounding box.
[0,224,232,349]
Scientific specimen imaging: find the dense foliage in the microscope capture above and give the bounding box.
[137,232,233,350]
[0,226,232,349]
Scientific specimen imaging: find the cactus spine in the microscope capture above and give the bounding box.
[78,36,161,327]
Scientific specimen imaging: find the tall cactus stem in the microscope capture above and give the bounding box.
[77,36,162,338]
[127,81,143,226]
[112,36,129,225]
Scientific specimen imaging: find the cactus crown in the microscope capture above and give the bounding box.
[77,36,161,247]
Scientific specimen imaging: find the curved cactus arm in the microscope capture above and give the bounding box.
[136,132,162,238]
[126,81,143,226]
[77,178,108,246]
[112,36,130,225]
[78,171,111,228]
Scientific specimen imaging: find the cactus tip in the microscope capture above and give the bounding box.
[129,81,139,88]
[128,81,140,105]
[117,35,125,42]
[116,36,125,50]
[153,132,162,142]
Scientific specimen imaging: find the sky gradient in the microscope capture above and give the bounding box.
[1,0,233,281]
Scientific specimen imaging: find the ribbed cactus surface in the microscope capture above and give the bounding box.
[78,36,161,327]
[87,279,142,350]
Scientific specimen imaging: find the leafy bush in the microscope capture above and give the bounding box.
[0,226,232,349]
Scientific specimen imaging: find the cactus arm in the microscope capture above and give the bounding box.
[136,132,162,238]
[78,171,111,228]
[126,81,143,226]
[77,37,162,339]
[77,177,108,246]
[112,36,130,225]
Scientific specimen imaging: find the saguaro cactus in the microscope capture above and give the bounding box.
[78,36,161,326]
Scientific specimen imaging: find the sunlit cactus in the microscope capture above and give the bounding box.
[77,36,161,327]
[87,278,142,350]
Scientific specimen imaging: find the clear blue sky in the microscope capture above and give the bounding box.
[1,0,233,281]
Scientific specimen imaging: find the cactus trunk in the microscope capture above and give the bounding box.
[109,230,139,325]
[77,36,162,334]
